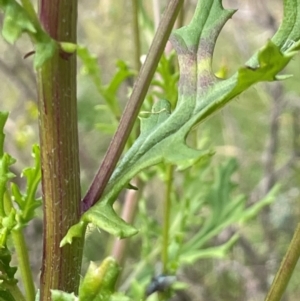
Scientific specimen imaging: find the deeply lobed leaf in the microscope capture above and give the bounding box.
[63,0,300,244]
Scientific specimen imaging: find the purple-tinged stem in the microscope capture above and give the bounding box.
[82,0,183,211]
[37,1,83,300]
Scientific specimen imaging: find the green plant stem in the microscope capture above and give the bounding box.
[11,229,35,301]
[3,193,35,301]
[37,0,83,300]
[131,0,141,71]
[82,0,183,211]
[162,165,174,273]
[110,0,142,269]
[265,223,300,301]
[20,0,40,29]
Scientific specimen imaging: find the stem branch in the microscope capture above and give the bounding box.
[265,223,300,301]
[11,229,36,301]
[82,0,183,211]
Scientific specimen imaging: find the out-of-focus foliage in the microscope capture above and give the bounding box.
[0,112,41,299]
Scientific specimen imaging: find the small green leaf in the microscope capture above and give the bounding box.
[34,37,57,69]
[0,0,57,67]
[0,112,8,157]
[59,42,77,54]
[11,144,41,225]
[239,185,280,224]
[1,0,36,44]
[51,290,77,301]
[60,221,86,247]
[0,153,16,217]
[78,45,134,117]
[180,234,239,264]
[82,203,138,238]
[61,204,137,246]
[79,257,120,301]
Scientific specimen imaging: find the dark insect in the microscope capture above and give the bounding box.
[145,274,176,297]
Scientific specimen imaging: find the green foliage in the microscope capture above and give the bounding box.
[178,159,279,264]
[150,52,179,109]
[0,246,18,295]
[78,46,135,122]
[121,158,278,299]
[0,291,16,301]
[79,257,120,301]
[50,291,77,301]
[62,0,300,246]
[0,0,57,67]
[11,144,41,226]
[50,257,130,301]
[0,0,36,43]
[0,112,41,300]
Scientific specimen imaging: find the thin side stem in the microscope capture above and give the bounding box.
[111,178,142,266]
[3,193,35,301]
[162,165,174,273]
[20,0,40,28]
[37,0,83,300]
[11,229,36,301]
[82,0,183,211]
[131,0,141,71]
[265,224,300,301]
[110,0,142,270]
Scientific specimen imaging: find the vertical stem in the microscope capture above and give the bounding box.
[162,165,174,273]
[4,193,33,301]
[265,224,300,301]
[131,0,141,71]
[111,0,142,271]
[111,178,142,266]
[11,229,35,301]
[37,1,83,300]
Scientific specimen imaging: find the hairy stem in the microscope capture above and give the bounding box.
[82,0,183,211]
[37,1,83,300]
[265,223,300,301]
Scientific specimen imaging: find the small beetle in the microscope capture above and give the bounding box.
[145,274,176,297]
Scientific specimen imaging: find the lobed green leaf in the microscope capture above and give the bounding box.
[64,0,300,244]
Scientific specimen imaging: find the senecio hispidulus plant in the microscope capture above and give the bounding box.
[0,0,300,301]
